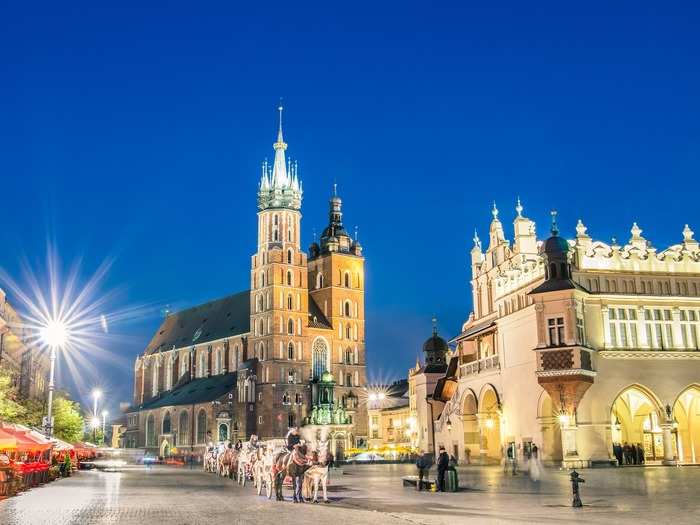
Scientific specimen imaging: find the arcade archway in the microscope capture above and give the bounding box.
[478,385,501,461]
[673,385,700,464]
[460,390,479,463]
[611,385,669,462]
[538,392,563,463]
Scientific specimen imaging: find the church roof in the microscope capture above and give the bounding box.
[308,296,333,329]
[136,372,238,411]
[144,290,250,355]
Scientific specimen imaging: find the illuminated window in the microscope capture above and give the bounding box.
[547,317,565,346]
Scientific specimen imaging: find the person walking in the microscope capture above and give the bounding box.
[529,444,541,482]
[416,450,430,491]
[436,446,449,492]
[623,442,631,465]
[636,443,645,465]
[630,443,638,465]
[613,442,623,466]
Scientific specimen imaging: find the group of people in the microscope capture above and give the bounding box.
[415,446,457,492]
[612,442,645,466]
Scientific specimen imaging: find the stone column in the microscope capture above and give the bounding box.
[476,413,490,464]
[566,300,577,346]
[601,307,611,349]
[637,307,648,348]
[661,423,677,465]
[672,308,684,349]
[535,303,547,348]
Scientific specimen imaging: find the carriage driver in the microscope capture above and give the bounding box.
[248,434,260,450]
[286,427,301,451]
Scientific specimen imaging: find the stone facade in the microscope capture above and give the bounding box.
[0,288,48,402]
[126,109,367,457]
[429,201,700,467]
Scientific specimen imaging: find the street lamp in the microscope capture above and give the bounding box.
[102,410,108,438]
[40,320,68,438]
[92,390,102,443]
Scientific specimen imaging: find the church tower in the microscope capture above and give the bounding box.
[307,187,367,441]
[250,106,309,438]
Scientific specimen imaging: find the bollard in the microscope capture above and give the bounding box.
[570,469,585,508]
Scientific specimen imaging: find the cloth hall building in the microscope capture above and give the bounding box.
[125,109,367,458]
[430,201,700,468]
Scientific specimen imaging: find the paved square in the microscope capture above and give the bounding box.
[1,464,697,524]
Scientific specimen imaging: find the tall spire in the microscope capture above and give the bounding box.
[271,104,289,188]
[515,197,523,218]
[257,104,303,211]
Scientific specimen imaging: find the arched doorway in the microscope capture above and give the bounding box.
[460,390,479,464]
[331,432,346,461]
[218,423,229,442]
[538,392,563,463]
[673,385,700,464]
[160,438,171,457]
[611,385,669,462]
[478,385,501,462]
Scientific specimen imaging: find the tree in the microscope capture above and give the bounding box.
[0,364,25,422]
[52,396,84,443]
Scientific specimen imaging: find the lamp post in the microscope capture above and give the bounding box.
[40,321,68,438]
[92,390,102,443]
[102,410,108,443]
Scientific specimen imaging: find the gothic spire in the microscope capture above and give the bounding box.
[271,105,289,188]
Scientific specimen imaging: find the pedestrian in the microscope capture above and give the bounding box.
[436,446,449,492]
[636,443,645,465]
[415,450,430,491]
[630,443,638,465]
[623,442,631,465]
[529,444,541,482]
[612,442,621,466]
[234,440,242,451]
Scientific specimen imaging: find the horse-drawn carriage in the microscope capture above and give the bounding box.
[201,436,331,503]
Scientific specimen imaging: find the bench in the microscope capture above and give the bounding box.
[401,475,436,490]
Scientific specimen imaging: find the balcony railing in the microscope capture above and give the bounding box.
[459,354,500,377]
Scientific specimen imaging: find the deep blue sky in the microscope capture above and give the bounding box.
[2,2,700,417]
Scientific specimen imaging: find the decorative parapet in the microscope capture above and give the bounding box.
[459,354,500,377]
[574,221,700,274]
[598,350,700,360]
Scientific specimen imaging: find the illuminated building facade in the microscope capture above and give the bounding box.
[433,201,700,467]
[126,109,367,458]
[0,289,48,402]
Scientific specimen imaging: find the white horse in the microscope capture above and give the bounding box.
[302,440,330,503]
[237,447,258,486]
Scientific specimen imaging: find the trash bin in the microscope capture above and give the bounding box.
[446,469,458,492]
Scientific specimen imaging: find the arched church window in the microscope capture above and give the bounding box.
[196,410,207,444]
[312,338,329,380]
[287,249,293,264]
[162,412,171,434]
[198,352,205,378]
[282,392,291,405]
[287,271,292,286]
[346,373,352,387]
[287,318,294,335]
[178,411,189,446]
[287,294,293,309]
[344,272,350,288]
[344,301,351,317]
[345,348,353,364]
[346,325,352,339]
[146,414,156,446]
[317,273,324,289]
[288,342,295,360]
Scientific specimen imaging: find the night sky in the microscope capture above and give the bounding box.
[2,2,700,418]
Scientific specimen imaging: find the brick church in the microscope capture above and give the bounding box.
[125,108,367,458]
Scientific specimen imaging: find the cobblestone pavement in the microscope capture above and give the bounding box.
[1,463,698,525]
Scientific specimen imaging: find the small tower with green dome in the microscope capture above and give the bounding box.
[306,370,350,425]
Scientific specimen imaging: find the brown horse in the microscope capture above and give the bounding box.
[273,445,309,503]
